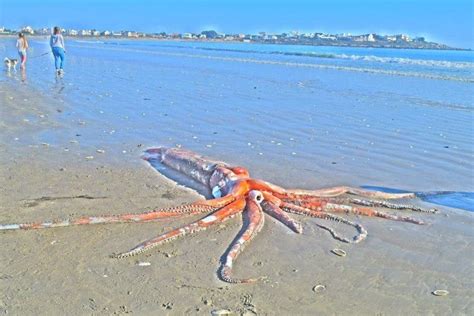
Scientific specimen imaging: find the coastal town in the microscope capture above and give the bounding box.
[0,25,462,50]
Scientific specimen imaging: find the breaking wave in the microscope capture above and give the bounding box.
[335,54,474,69]
[202,48,474,70]
[72,43,474,83]
[103,42,473,70]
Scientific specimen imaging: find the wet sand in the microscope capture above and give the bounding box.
[1,82,473,315]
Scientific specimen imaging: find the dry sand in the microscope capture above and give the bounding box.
[1,82,473,315]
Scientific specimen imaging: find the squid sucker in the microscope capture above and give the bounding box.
[0,147,437,284]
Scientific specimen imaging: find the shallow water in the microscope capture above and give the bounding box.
[1,38,473,208]
[362,186,474,211]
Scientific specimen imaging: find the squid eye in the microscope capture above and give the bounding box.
[211,186,222,198]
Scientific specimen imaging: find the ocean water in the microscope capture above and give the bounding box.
[1,38,473,209]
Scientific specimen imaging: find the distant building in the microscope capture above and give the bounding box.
[386,35,397,42]
[22,26,35,35]
[68,29,78,36]
[112,31,122,37]
[317,33,336,40]
[124,31,138,37]
[80,30,91,36]
[182,33,192,39]
[92,30,100,36]
[101,31,111,36]
[153,32,167,38]
[352,34,376,42]
[336,33,352,41]
[401,34,412,42]
[289,31,299,37]
[394,34,412,42]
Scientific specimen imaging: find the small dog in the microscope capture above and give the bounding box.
[4,58,18,71]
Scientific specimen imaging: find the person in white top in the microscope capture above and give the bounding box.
[16,33,29,69]
[50,26,66,75]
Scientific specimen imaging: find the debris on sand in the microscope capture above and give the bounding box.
[432,290,449,296]
[331,248,347,257]
[312,284,326,293]
[211,309,232,315]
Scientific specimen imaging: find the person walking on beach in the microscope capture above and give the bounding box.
[16,33,29,69]
[50,26,66,75]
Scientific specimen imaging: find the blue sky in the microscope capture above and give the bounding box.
[0,0,472,48]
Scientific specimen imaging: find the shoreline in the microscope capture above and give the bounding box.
[0,34,470,51]
[1,80,473,315]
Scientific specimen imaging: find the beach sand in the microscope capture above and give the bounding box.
[1,82,473,315]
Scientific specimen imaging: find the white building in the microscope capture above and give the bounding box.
[182,33,192,39]
[317,34,336,40]
[22,26,35,34]
[80,30,91,36]
[352,34,375,42]
[399,34,412,42]
[68,29,78,36]
[386,35,397,42]
[387,34,412,42]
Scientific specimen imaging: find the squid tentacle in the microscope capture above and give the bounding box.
[279,186,416,200]
[0,196,236,231]
[344,198,437,213]
[307,202,426,225]
[219,191,266,284]
[262,201,303,234]
[113,198,246,259]
[281,202,367,243]
[283,197,427,225]
[261,192,302,233]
